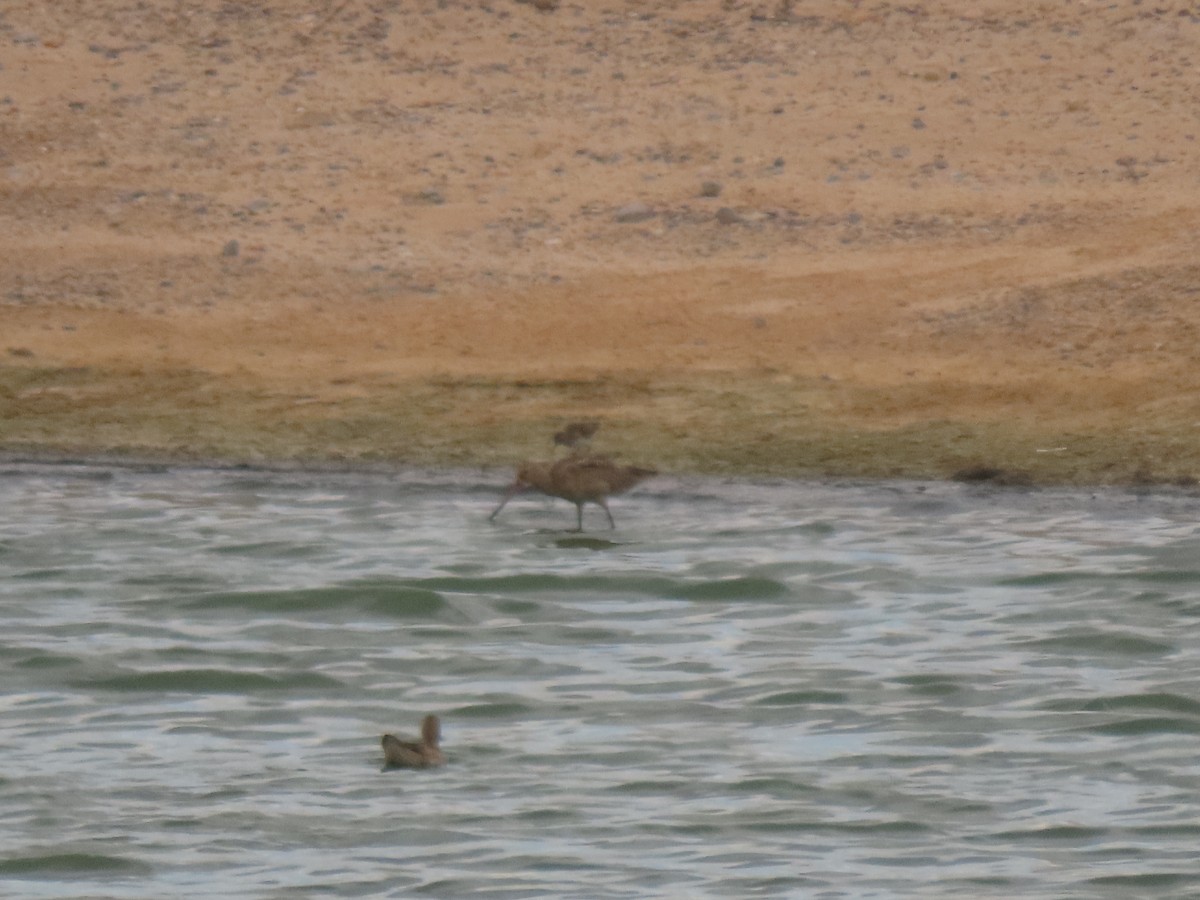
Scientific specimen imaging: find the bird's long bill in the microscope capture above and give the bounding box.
[488,481,525,521]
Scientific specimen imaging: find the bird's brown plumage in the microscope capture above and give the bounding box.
[489,455,656,530]
[553,420,600,448]
[381,714,446,768]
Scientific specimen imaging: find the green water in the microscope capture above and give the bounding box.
[2,463,1199,897]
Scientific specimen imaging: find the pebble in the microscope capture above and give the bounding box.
[613,202,655,223]
[222,239,240,257]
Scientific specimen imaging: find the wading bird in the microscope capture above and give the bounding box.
[489,454,656,531]
[553,420,600,449]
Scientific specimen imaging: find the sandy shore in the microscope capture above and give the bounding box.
[4,1,1200,483]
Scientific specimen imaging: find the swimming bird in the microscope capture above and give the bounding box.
[381,714,446,768]
[553,420,600,449]
[489,455,656,531]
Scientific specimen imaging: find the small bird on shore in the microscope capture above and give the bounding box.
[489,454,656,531]
[553,420,600,449]
[381,714,446,768]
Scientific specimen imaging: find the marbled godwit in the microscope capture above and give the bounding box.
[381,714,446,768]
[489,455,656,531]
[553,420,600,449]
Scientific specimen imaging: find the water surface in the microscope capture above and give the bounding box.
[2,463,1199,897]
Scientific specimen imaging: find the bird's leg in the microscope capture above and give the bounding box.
[599,499,616,529]
[573,502,585,532]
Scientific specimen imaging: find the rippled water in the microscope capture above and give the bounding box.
[2,462,1200,898]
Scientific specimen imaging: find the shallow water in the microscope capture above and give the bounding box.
[2,463,1199,898]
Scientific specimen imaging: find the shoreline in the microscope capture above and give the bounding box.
[3,448,1199,503]
[4,2,1200,486]
[2,423,1196,492]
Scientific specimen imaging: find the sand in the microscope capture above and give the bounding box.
[3,1,1200,483]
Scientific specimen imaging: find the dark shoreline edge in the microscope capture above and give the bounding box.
[3,445,1199,498]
